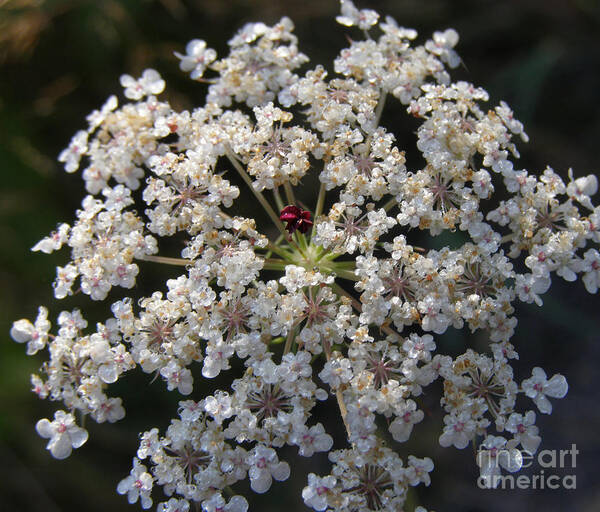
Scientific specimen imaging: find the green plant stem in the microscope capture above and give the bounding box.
[262,258,289,271]
[266,242,294,261]
[273,187,285,212]
[296,231,308,252]
[382,197,397,212]
[310,182,327,241]
[283,181,296,206]
[322,266,358,281]
[283,326,296,356]
[328,260,356,268]
[138,255,192,266]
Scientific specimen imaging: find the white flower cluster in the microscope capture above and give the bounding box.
[12,1,598,511]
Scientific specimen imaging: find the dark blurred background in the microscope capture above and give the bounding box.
[1,0,599,510]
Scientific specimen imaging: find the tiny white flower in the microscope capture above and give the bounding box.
[94,397,126,423]
[160,360,193,395]
[120,69,165,100]
[406,455,434,487]
[58,130,88,173]
[247,444,290,493]
[32,223,70,254]
[389,400,424,442]
[86,94,118,132]
[117,458,153,509]
[580,248,600,293]
[302,473,336,511]
[477,436,522,488]
[201,493,248,512]
[174,39,217,80]
[10,306,51,355]
[336,0,379,30]
[290,423,333,457]
[522,367,568,414]
[567,169,597,209]
[505,411,541,454]
[203,391,234,424]
[426,29,460,68]
[439,411,476,449]
[35,410,88,459]
[157,497,189,512]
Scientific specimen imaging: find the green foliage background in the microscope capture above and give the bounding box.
[1,0,599,510]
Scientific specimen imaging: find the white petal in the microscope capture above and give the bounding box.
[49,434,73,459]
[250,473,272,493]
[120,75,135,88]
[10,320,33,343]
[531,367,547,379]
[500,449,522,473]
[545,374,568,398]
[228,496,248,512]
[389,419,412,442]
[117,476,132,495]
[521,432,541,454]
[140,494,153,509]
[271,461,290,482]
[98,364,118,384]
[69,427,89,448]
[35,418,54,439]
[535,395,552,414]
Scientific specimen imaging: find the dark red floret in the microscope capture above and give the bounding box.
[279,205,313,234]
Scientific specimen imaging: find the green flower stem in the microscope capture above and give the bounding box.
[273,187,285,212]
[283,181,296,206]
[226,150,287,238]
[287,237,307,258]
[262,258,289,271]
[138,254,193,266]
[283,325,296,356]
[310,178,327,242]
[327,260,356,268]
[313,182,327,220]
[266,242,295,261]
[382,197,397,212]
[324,268,358,281]
[296,231,308,252]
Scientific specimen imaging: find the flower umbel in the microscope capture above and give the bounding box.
[11,1,598,511]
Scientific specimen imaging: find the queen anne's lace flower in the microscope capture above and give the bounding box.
[120,69,166,100]
[35,410,89,459]
[521,367,568,414]
[117,458,154,509]
[10,306,51,355]
[175,39,217,80]
[11,1,598,510]
[476,435,522,488]
[336,0,379,30]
